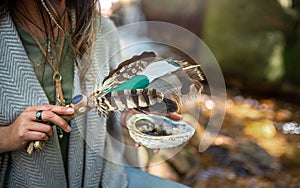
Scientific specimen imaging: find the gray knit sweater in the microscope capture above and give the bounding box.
[0,12,127,188]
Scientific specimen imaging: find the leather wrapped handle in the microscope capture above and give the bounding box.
[61,94,93,121]
[27,94,93,154]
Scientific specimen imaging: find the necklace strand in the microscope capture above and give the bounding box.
[40,0,66,33]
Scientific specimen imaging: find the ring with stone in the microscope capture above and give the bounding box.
[36,110,43,122]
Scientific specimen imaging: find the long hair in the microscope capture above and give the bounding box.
[67,0,100,84]
[0,0,100,86]
[68,0,99,57]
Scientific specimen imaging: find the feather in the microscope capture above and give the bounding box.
[96,88,164,114]
[107,60,182,92]
[139,98,178,114]
[102,51,157,91]
[107,75,150,92]
[148,61,204,107]
[92,51,204,115]
[137,60,180,82]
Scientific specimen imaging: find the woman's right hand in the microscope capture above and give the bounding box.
[0,104,74,153]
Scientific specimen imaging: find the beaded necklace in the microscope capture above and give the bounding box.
[40,0,66,34]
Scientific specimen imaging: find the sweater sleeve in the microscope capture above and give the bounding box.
[99,16,122,70]
[93,16,128,187]
[0,153,10,187]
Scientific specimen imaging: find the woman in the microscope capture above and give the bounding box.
[0,0,129,187]
[0,0,187,187]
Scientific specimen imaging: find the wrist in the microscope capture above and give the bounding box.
[0,125,11,153]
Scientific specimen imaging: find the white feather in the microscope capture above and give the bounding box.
[137,60,180,82]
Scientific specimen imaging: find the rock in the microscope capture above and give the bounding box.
[236,140,280,170]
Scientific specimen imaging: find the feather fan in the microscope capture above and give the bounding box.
[91,51,204,115]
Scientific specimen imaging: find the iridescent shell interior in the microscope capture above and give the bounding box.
[126,114,195,149]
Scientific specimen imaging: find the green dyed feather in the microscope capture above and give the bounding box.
[107,75,150,92]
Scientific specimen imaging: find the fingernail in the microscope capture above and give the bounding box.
[134,143,140,148]
[67,108,74,113]
[66,126,72,132]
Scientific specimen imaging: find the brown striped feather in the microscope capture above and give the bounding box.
[101,88,164,111]
[102,51,157,88]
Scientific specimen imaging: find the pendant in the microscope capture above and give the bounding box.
[54,71,65,106]
[54,71,65,139]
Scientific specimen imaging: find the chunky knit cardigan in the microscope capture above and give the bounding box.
[0,12,127,187]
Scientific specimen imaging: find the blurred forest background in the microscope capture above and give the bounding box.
[101,0,300,187]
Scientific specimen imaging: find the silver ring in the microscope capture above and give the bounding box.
[36,110,43,122]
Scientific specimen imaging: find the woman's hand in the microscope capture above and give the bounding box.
[0,105,74,153]
[165,112,182,121]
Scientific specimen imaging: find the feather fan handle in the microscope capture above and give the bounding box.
[96,88,164,114]
[102,51,157,89]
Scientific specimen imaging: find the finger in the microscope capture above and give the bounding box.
[27,105,74,115]
[166,113,182,121]
[26,131,49,142]
[31,111,71,133]
[28,122,54,137]
[134,142,141,148]
[137,110,182,121]
[130,109,140,115]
